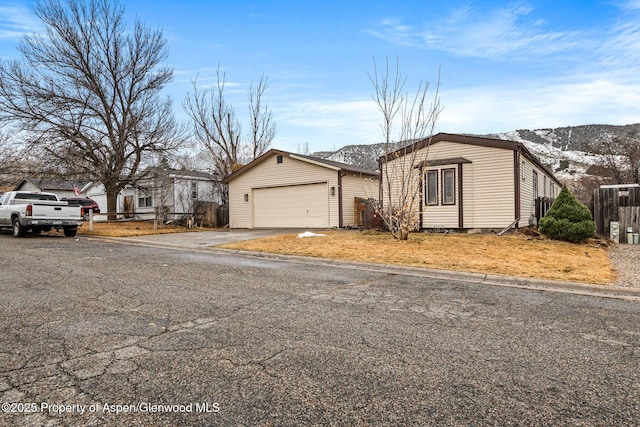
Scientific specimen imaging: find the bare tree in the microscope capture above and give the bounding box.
[0,0,184,218]
[0,130,20,190]
[596,131,640,184]
[248,74,276,160]
[183,67,276,202]
[372,57,442,240]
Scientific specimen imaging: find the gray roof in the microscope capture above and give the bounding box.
[224,148,378,183]
[14,178,86,191]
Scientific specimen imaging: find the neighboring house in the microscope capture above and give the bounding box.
[224,149,379,228]
[380,133,563,231]
[82,167,222,220]
[14,178,87,199]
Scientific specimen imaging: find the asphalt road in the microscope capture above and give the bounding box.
[1,233,638,426]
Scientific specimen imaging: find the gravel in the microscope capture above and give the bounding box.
[608,244,640,288]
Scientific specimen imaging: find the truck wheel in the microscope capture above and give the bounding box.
[63,227,77,237]
[12,218,27,237]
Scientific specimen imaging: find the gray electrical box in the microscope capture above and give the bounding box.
[610,221,619,244]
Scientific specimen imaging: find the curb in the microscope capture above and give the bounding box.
[86,235,640,302]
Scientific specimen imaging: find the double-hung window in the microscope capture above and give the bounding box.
[442,169,456,205]
[425,169,456,205]
[425,170,438,205]
[138,195,152,208]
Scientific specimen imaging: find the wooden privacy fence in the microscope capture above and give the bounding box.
[354,197,384,229]
[535,197,555,225]
[593,186,640,243]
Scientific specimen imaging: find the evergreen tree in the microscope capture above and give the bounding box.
[539,186,595,243]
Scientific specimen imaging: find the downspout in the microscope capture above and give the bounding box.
[378,158,383,212]
[515,146,521,229]
[418,169,424,230]
[458,163,464,229]
[338,171,344,228]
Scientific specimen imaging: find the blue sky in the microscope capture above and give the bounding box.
[1,0,640,153]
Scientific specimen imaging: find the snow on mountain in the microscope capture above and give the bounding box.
[313,124,640,182]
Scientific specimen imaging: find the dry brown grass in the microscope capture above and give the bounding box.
[77,220,202,237]
[218,230,615,285]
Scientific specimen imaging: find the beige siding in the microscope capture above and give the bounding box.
[382,140,516,229]
[380,152,423,228]
[340,173,379,226]
[228,153,340,228]
[519,157,558,227]
[422,165,459,228]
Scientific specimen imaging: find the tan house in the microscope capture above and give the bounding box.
[224,149,379,228]
[380,133,562,231]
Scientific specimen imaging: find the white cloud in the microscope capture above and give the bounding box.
[437,77,640,135]
[0,5,39,40]
[269,97,385,151]
[369,3,580,60]
[615,0,640,11]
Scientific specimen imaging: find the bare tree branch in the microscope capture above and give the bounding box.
[183,67,276,203]
[596,130,640,184]
[0,0,185,218]
[371,56,442,240]
[248,74,276,160]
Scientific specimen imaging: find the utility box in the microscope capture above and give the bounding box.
[610,221,620,244]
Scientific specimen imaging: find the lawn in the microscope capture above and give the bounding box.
[75,222,615,285]
[218,230,615,285]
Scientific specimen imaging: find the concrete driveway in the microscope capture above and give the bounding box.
[108,228,305,249]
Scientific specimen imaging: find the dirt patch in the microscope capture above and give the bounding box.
[218,230,615,285]
[77,220,204,237]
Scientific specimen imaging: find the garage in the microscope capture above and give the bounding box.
[253,182,329,228]
[225,149,379,229]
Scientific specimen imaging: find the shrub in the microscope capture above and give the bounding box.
[539,185,595,243]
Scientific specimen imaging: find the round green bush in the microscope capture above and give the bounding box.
[539,186,595,243]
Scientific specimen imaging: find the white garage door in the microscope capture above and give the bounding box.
[253,183,329,228]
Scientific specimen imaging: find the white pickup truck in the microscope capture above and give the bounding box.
[0,191,83,237]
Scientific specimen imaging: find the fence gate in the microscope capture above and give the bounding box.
[593,187,640,243]
[354,197,383,229]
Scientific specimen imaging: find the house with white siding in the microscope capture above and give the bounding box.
[380,133,562,231]
[82,167,222,220]
[224,149,379,228]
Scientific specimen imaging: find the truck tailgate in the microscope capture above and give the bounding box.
[31,203,82,220]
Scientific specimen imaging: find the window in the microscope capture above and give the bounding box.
[191,182,197,199]
[550,183,555,198]
[276,155,283,164]
[138,196,153,208]
[442,169,455,205]
[425,170,438,205]
[532,171,539,199]
[543,175,547,197]
[521,161,526,181]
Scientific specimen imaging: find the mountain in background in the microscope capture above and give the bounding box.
[313,123,640,182]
